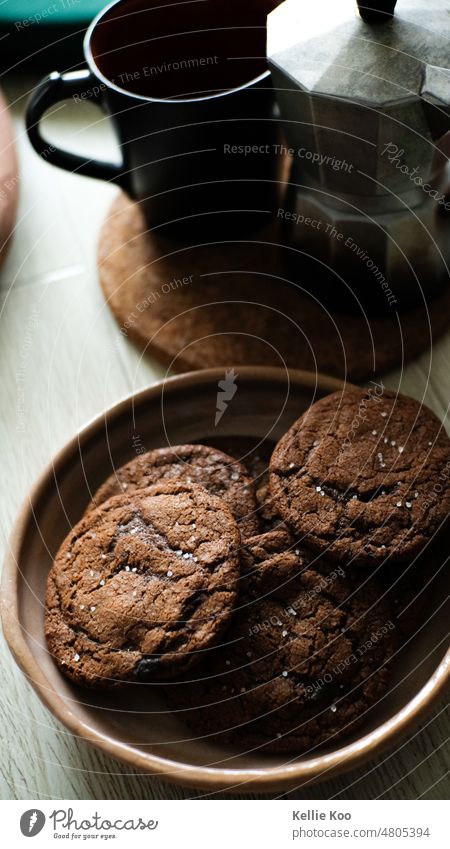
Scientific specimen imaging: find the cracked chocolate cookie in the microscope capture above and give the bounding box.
[45,482,240,688]
[86,443,259,538]
[254,476,287,533]
[239,447,286,533]
[166,530,395,753]
[269,388,450,565]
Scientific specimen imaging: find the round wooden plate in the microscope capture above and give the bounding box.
[2,368,449,793]
[0,88,18,266]
[99,194,450,383]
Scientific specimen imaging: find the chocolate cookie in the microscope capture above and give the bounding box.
[269,388,450,565]
[237,445,286,533]
[86,444,259,538]
[45,482,240,688]
[254,476,287,533]
[166,531,395,753]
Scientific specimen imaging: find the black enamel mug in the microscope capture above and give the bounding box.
[26,0,281,238]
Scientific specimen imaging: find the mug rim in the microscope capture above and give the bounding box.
[84,0,272,105]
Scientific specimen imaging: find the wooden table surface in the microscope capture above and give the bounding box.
[0,77,449,801]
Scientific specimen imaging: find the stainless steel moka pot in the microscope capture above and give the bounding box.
[267,0,450,311]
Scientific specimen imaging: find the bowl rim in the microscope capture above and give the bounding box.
[2,366,450,793]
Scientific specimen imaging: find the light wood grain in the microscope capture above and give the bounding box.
[0,78,448,801]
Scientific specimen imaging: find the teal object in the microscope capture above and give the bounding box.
[0,1,107,72]
[0,1,104,24]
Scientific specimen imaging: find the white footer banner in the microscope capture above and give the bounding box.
[0,800,445,848]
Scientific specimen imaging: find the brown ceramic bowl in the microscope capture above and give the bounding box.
[2,368,450,793]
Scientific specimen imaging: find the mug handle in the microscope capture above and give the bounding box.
[26,69,128,188]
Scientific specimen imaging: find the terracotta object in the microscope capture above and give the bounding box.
[0,88,18,267]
